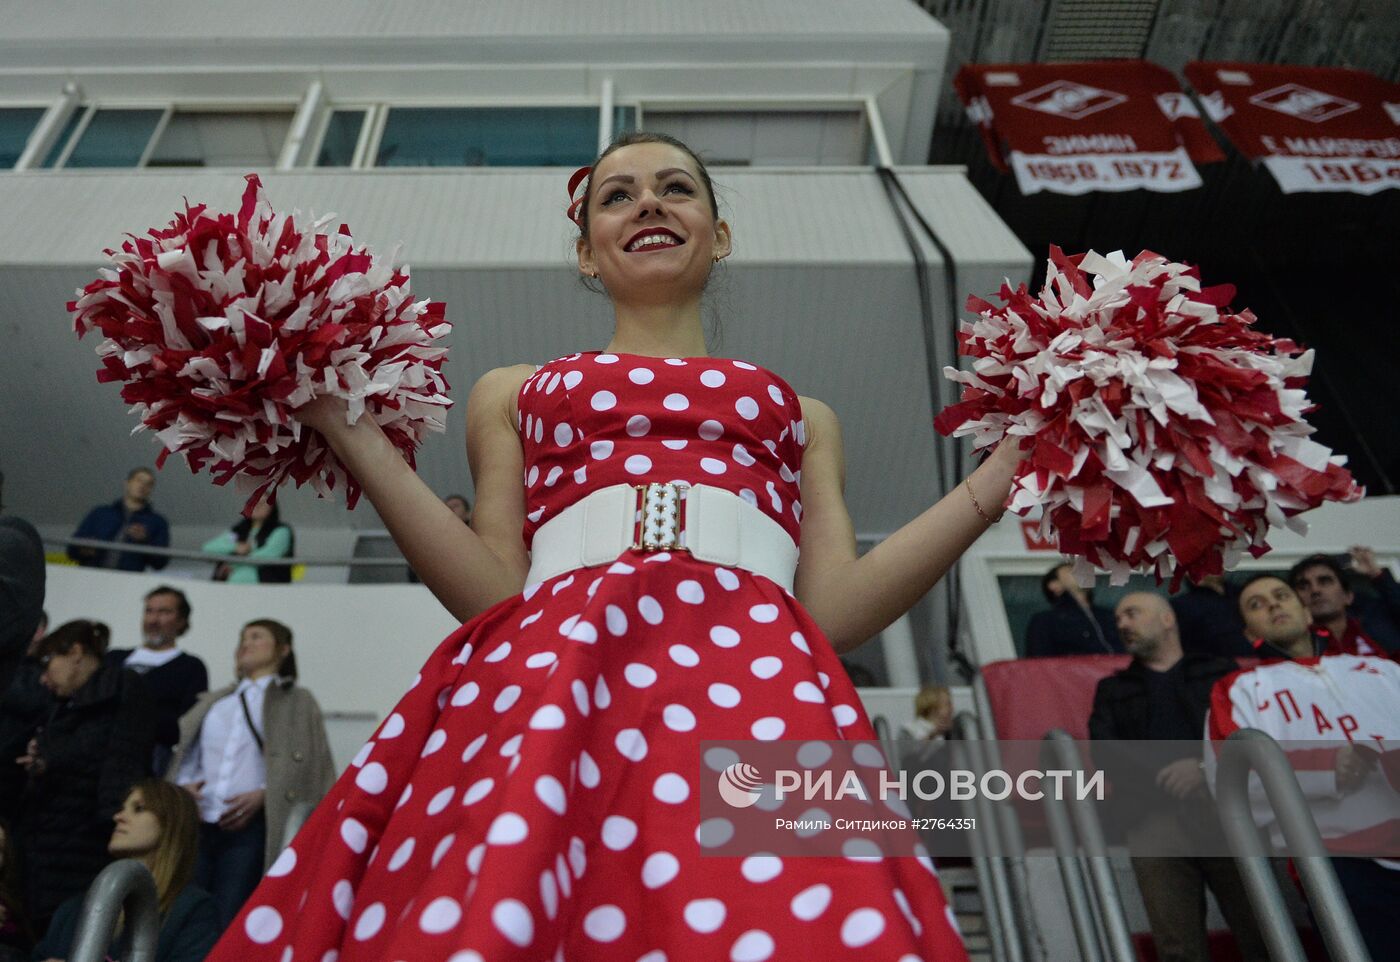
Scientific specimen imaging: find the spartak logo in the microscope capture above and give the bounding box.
[1011,80,1127,120]
[1248,84,1360,123]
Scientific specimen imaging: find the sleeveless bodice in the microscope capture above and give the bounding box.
[516,352,807,547]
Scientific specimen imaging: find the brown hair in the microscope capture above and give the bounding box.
[120,780,199,916]
[242,618,297,681]
[574,131,720,244]
[34,619,110,661]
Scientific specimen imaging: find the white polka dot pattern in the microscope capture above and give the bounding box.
[208,352,968,962]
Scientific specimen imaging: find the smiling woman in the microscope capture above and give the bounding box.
[205,130,1032,962]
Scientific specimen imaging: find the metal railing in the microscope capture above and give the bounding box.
[52,535,413,568]
[951,710,1035,962]
[69,860,160,962]
[1040,729,1136,962]
[1215,729,1372,962]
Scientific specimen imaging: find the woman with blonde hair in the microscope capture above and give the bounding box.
[32,779,219,962]
[169,619,335,929]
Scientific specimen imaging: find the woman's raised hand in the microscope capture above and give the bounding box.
[293,394,359,439]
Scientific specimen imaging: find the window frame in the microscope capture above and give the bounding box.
[0,102,51,169]
[631,97,876,168]
[46,101,299,170]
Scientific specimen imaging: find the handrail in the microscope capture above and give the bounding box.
[973,675,1046,962]
[1215,729,1372,962]
[951,711,1024,962]
[1041,729,1136,962]
[949,732,1012,962]
[49,536,414,568]
[69,859,160,962]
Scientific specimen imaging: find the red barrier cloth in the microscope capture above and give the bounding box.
[980,655,1130,741]
[1184,62,1400,194]
[954,61,1223,195]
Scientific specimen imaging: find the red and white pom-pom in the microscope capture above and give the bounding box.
[68,174,451,511]
[935,247,1362,586]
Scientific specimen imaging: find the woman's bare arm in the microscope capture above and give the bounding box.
[793,395,1023,652]
[297,364,534,622]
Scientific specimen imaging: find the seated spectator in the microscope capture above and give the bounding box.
[901,684,953,742]
[105,588,209,776]
[1210,575,1400,959]
[1025,562,1122,657]
[203,498,295,584]
[1090,593,1267,962]
[0,621,154,934]
[1289,547,1400,655]
[169,619,335,928]
[66,468,170,573]
[0,469,45,698]
[443,494,472,525]
[0,817,31,962]
[1170,574,1252,658]
[32,779,219,962]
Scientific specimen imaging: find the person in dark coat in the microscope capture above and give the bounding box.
[0,469,45,698]
[66,467,170,573]
[105,587,208,776]
[1089,593,1266,962]
[0,620,154,934]
[32,779,218,962]
[1025,562,1122,657]
[1170,575,1252,657]
[1289,548,1400,655]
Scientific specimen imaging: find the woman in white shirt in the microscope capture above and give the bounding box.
[168,620,334,929]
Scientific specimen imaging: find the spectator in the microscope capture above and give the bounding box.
[0,817,31,962]
[105,588,209,776]
[1170,575,1252,658]
[1210,574,1400,959]
[0,469,45,698]
[203,498,295,584]
[33,779,219,962]
[443,494,472,525]
[901,684,953,742]
[1090,593,1267,962]
[0,620,154,933]
[66,468,170,573]
[169,619,335,928]
[1289,548,1400,655]
[1025,562,1122,657]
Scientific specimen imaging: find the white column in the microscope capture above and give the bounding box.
[277,80,325,170]
[880,613,922,687]
[15,81,82,170]
[597,77,615,154]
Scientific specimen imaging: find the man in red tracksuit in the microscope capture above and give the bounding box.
[1208,574,1399,959]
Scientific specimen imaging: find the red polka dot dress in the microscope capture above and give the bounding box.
[210,352,969,961]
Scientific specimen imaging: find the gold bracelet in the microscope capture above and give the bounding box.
[965,475,1002,524]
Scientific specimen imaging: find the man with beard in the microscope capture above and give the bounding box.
[105,586,208,774]
[1090,592,1266,962]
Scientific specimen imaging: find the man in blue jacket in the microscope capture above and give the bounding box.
[67,467,170,572]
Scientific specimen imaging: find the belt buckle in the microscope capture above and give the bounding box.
[634,482,688,551]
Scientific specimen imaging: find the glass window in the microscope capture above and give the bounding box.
[612,105,638,138]
[64,109,164,168]
[643,110,867,166]
[0,107,45,168]
[40,108,85,168]
[375,107,600,167]
[315,109,366,167]
[145,110,293,168]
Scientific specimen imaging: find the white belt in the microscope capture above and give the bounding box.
[526,482,798,593]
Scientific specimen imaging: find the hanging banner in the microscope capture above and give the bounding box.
[954,61,1224,196]
[1184,62,1400,194]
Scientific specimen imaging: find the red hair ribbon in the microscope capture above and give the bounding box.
[566,165,591,228]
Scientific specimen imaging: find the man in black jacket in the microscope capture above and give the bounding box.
[1089,592,1266,962]
[105,586,208,775]
[0,620,154,933]
[1025,562,1122,657]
